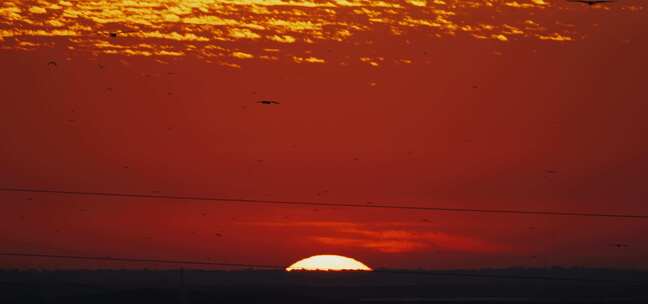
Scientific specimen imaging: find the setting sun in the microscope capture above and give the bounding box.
[286,255,372,272]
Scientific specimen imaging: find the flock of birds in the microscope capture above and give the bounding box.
[38,0,633,257]
[46,60,281,106]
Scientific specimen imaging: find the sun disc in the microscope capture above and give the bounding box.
[285,255,372,271]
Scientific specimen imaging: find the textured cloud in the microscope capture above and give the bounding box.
[254,221,507,253]
[1,0,638,64]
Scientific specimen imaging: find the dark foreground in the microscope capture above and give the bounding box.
[1,268,647,303]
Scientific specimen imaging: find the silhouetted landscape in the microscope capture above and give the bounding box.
[2,268,648,303]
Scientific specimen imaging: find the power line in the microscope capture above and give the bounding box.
[2,187,647,219]
[0,253,281,269]
[0,252,630,283]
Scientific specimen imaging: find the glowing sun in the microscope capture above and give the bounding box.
[285,255,372,271]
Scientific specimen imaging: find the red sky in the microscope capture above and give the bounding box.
[1,0,647,270]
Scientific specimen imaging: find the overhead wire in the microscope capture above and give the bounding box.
[2,187,647,219]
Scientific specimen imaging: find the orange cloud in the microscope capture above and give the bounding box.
[1,0,623,64]
[313,236,426,253]
[254,221,507,253]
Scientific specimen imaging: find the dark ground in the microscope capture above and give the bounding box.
[1,268,647,303]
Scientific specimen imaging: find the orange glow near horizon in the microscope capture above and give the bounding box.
[286,255,373,271]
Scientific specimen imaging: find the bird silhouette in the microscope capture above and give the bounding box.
[105,30,137,38]
[567,0,614,6]
[610,243,629,248]
[257,100,280,105]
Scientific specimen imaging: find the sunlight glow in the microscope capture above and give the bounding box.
[286,254,372,271]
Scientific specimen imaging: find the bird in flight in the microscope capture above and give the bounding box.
[610,243,629,248]
[567,0,615,6]
[257,100,280,105]
[99,30,137,38]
